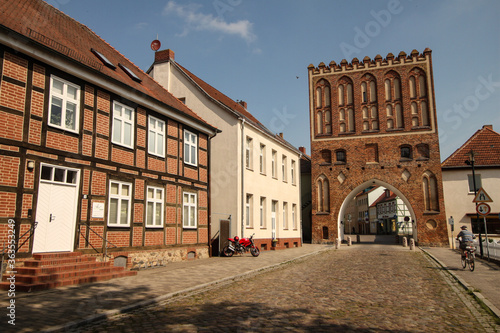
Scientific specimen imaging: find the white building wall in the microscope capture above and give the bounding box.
[151,62,241,238]
[151,60,301,245]
[443,168,500,244]
[242,125,301,242]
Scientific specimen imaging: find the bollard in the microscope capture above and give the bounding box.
[409,238,415,250]
[335,238,340,249]
[402,237,407,247]
[347,236,352,246]
[356,234,360,243]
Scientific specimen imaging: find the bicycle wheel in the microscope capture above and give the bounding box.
[469,253,475,272]
[461,254,466,269]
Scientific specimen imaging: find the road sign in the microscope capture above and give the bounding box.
[473,188,493,203]
[476,203,491,216]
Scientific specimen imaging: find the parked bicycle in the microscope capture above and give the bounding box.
[461,242,475,271]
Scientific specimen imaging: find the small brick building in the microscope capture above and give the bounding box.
[0,0,218,267]
[308,49,448,246]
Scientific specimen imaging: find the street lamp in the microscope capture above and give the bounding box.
[465,149,483,257]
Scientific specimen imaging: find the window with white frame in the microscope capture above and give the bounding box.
[148,116,165,157]
[112,101,135,148]
[246,137,253,169]
[108,181,132,227]
[246,194,253,228]
[292,204,297,229]
[49,75,80,132]
[184,130,197,166]
[283,202,288,229]
[282,155,287,182]
[260,197,266,228]
[272,150,277,178]
[146,186,164,227]
[291,160,296,185]
[260,144,266,174]
[183,192,197,228]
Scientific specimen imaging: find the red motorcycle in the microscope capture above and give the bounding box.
[222,233,260,257]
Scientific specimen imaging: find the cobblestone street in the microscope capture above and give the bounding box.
[70,246,499,333]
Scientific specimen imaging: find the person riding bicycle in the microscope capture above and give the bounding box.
[456,225,476,257]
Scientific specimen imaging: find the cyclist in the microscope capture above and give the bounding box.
[456,225,476,257]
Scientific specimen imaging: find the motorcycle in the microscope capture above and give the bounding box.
[222,233,260,257]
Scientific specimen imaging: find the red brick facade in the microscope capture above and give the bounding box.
[0,47,212,257]
[308,49,448,246]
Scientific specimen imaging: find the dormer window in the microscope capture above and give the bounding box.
[119,63,141,82]
[91,48,116,69]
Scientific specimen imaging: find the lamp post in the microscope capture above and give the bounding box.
[465,150,483,257]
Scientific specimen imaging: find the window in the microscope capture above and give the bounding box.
[148,116,165,157]
[467,174,482,193]
[283,202,288,229]
[49,76,80,132]
[321,149,332,164]
[118,63,141,82]
[260,144,266,174]
[112,101,135,148]
[336,150,346,163]
[108,181,132,227]
[423,171,439,211]
[146,186,164,227]
[400,146,412,159]
[292,204,297,229]
[40,164,78,185]
[282,155,287,182]
[246,137,253,169]
[317,175,330,212]
[246,194,253,228]
[291,160,296,185]
[272,150,277,178]
[183,192,197,228]
[184,130,197,166]
[260,197,266,228]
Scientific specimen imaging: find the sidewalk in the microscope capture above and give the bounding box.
[2,244,333,333]
[421,246,500,319]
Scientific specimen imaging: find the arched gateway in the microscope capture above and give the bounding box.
[308,49,449,247]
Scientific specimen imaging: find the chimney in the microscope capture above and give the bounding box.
[278,133,283,138]
[238,100,247,109]
[299,147,307,154]
[154,49,175,64]
[483,124,493,130]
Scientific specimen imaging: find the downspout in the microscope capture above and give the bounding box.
[207,129,219,257]
[240,118,246,238]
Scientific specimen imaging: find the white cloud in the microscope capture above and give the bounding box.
[163,1,256,43]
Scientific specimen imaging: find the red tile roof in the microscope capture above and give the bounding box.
[442,125,500,168]
[0,0,214,131]
[370,191,397,207]
[172,61,301,154]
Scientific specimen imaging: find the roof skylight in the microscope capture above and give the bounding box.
[90,48,116,69]
[119,63,142,83]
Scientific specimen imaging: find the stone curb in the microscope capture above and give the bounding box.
[419,247,500,321]
[41,246,335,332]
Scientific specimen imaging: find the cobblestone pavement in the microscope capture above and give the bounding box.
[68,245,500,333]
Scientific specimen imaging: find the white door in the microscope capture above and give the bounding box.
[271,201,277,239]
[33,164,79,253]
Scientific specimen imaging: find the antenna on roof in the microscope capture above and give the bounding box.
[151,34,161,52]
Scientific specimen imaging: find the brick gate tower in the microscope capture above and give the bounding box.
[308,49,448,246]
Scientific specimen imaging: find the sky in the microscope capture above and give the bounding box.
[48,0,500,161]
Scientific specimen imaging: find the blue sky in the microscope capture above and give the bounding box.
[50,0,500,161]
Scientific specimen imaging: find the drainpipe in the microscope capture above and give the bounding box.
[207,130,219,257]
[240,118,245,238]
